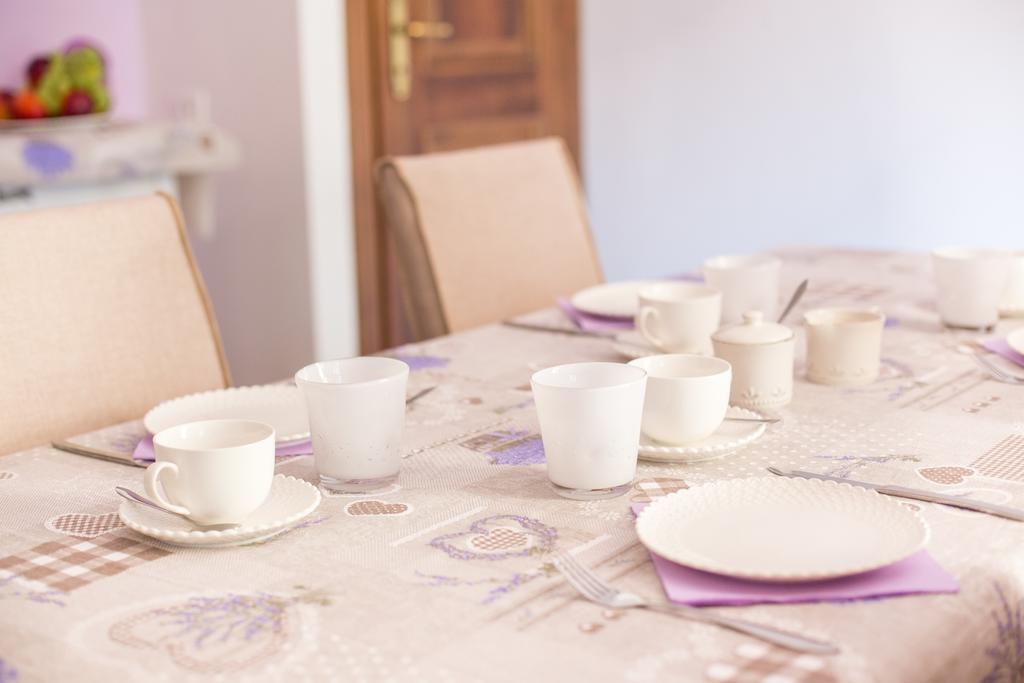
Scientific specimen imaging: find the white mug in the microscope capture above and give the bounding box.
[804,307,885,386]
[146,419,276,525]
[531,362,647,500]
[932,248,1012,329]
[628,354,731,445]
[703,254,782,323]
[296,357,409,494]
[636,282,721,354]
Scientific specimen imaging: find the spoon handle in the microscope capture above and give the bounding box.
[778,279,809,323]
[115,486,185,518]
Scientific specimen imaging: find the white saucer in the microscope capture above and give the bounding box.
[119,475,321,548]
[638,407,767,463]
[570,280,662,318]
[1007,328,1024,356]
[637,477,930,582]
[144,385,310,445]
[611,331,658,360]
[611,330,712,360]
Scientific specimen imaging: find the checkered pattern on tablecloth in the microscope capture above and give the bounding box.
[972,434,1024,482]
[706,643,835,683]
[0,535,170,592]
[631,477,689,503]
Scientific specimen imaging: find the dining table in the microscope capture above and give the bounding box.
[3,247,1024,683]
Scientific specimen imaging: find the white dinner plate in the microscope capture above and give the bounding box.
[119,474,321,548]
[637,477,930,582]
[570,280,662,319]
[1007,328,1024,356]
[638,407,766,463]
[144,385,309,445]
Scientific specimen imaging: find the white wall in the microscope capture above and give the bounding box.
[140,0,360,384]
[581,0,1024,281]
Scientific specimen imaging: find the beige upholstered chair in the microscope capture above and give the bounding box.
[375,137,603,340]
[0,193,230,454]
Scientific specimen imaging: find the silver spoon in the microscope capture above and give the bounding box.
[115,487,237,529]
[115,486,186,519]
[406,386,437,405]
[724,416,780,424]
[777,279,809,323]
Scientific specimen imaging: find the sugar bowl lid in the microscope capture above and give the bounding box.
[713,310,793,345]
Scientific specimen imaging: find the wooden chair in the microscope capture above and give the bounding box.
[0,193,230,454]
[375,137,603,340]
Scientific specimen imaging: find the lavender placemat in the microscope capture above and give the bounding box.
[982,337,1024,368]
[632,503,957,606]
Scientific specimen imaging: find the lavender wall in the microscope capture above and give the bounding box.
[0,0,148,119]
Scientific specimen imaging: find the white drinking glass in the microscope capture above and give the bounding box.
[628,354,731,445]
[932,248,1012,329]
[295,357,409,493]
[146,419,275,525]
[531,362,647,500]
[636,282,721,354]
[703,253,782,323]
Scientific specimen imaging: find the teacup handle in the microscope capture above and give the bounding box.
[638,307,667,350]
[144,462,191,516]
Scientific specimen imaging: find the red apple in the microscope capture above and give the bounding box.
[26,55,50,88]
[0,90,14,113]
[62,89,93,116]
[12,90,45,119]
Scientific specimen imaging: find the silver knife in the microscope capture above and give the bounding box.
[767,466,1024,522]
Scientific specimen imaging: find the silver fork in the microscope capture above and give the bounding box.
[973,354,1024,385]
[552,551,839,655]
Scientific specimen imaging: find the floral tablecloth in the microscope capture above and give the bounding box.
[3,248,1024,682]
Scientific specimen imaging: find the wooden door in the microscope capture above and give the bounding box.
[347,0,579,352]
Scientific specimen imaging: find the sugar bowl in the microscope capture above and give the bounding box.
[711,310,794,409]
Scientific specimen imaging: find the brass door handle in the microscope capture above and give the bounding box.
[387,0,455,102]
[406,20,454,39]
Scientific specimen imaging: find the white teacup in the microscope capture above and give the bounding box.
[932,248,1012,329]
[628,354,732,445]
[531,362,647,500]
[146,419,275,526]
[636,282,721,354]
[703,253,782,323]
[804,307,885,386]
[296,356,409,494]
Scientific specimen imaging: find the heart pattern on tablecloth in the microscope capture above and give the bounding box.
[469,527,528,552]
[46,512,124,538]
[918,466,975,486]
[345,500,410,516]
[430,514,557,561]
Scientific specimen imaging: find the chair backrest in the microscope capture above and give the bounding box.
[0,193,230,454]
[376,137,603,339]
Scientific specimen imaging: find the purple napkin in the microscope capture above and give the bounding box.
[981,337,1024,368]
[133,434,312,463]
[631,504,958,606]
[557,297,635,332]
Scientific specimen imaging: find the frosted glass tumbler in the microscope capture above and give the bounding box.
[531,362,647,500]
[932,248,1011,329]
[295,357,409,493]
[704,253,782,323]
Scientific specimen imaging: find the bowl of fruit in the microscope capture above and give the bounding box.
[0,40,112,131]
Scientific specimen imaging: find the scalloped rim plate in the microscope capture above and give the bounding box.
[638,407,767,463]
[119,475,321,548]
[144,385,309,445]
[637,476,930,582]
